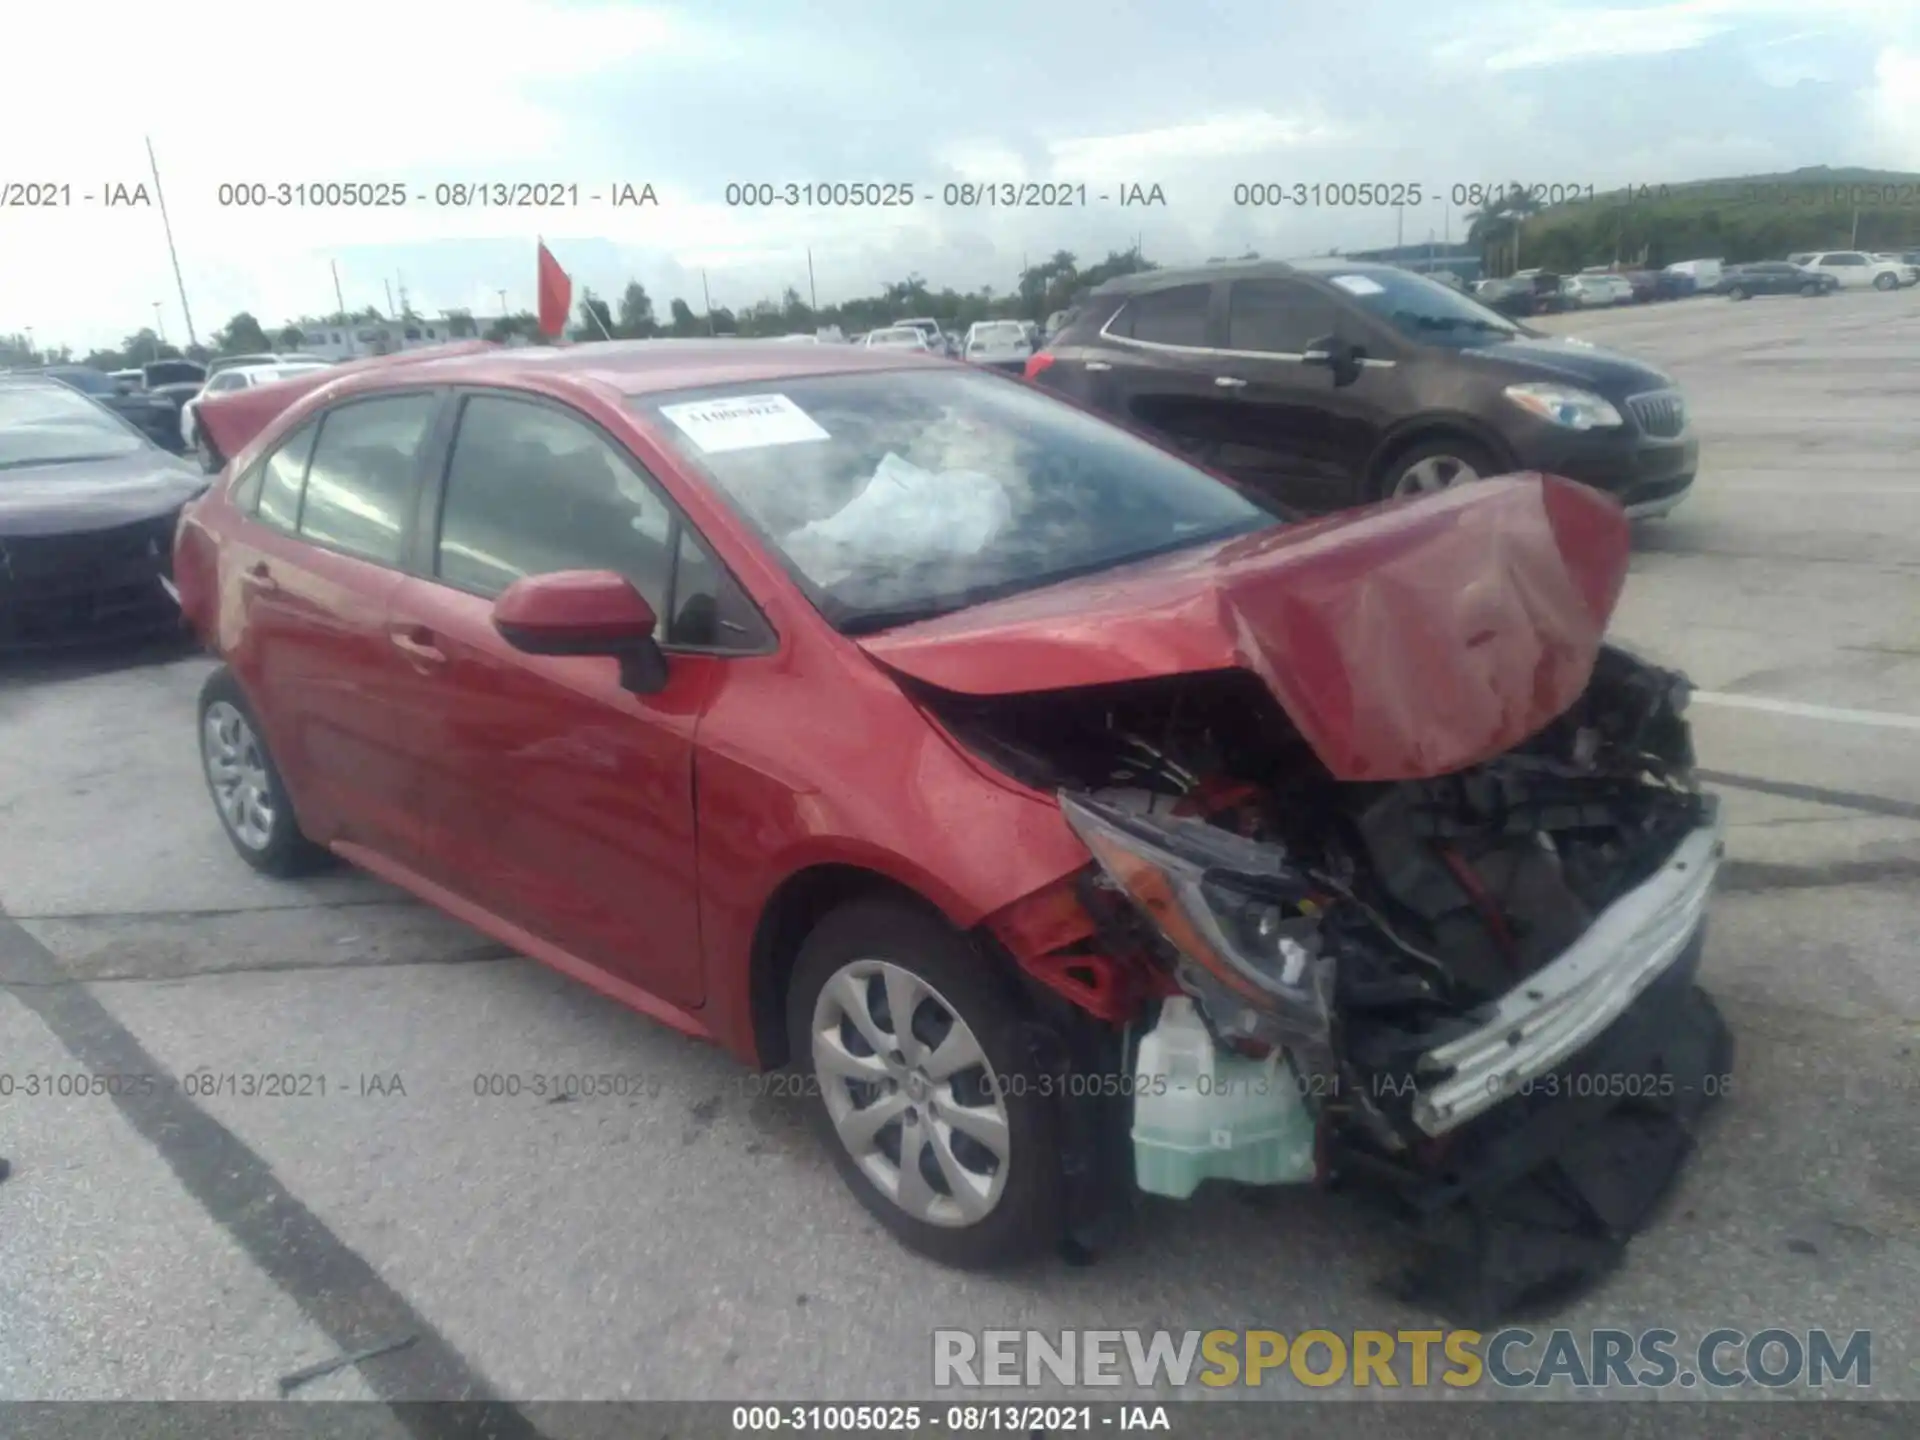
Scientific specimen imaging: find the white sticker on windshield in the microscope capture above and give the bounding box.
[1330,274,1385,296]
[658,393,830,454]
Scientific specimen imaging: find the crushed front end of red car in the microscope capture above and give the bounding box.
[883,475,1731,1319]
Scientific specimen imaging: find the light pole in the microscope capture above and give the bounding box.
[153,301,166,346]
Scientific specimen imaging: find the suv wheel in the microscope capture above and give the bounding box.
[1874,272,1898,291]
[1727,285,1748,301]
[787,898,1062,1268]
[1380,438,1497,502]
[197,669,331,876]
[1800,282,1821,297]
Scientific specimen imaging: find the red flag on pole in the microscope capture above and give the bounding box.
[537,240,572,339]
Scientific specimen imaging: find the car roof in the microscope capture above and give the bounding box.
[319,338,947,399]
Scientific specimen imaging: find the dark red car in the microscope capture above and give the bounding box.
[173,341,1729,1313]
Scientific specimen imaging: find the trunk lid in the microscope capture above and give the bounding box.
[857,473,1631,781]
[197,341,497,462]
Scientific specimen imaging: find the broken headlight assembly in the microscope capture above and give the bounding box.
[1058,791,1336,1050]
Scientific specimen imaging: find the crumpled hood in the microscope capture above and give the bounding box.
[858,473,1631,781]
[0,450,206,536]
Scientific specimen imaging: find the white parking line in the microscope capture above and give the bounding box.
[1692,691,1920,732]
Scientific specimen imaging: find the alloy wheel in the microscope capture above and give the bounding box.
[1393,454,1480,498]
[810,959,1012,1228]
[202,701,276,851]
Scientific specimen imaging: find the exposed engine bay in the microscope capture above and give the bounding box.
[922,644,1731,1317]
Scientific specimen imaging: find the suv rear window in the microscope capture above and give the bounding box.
[1111,285,1209,347]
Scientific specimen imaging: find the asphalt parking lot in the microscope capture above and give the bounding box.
[2,290,1917,1424]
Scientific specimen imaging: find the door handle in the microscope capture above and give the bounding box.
[1213,375,1248,389]
[389,626,447,668]
[241,561,278,594]
[1084,360,1112,372]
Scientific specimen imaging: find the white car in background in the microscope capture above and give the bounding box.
[1802,251,1907,291]
[180,361,332,469]
[1560,275,1626,308]
[962,320,1034,371]
[862,326,936,352]
[1869,254,1919,286]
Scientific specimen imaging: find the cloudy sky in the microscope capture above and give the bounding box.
[5,0,1918,352]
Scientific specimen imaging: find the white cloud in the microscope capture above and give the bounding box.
[1046,113,1340,179]
[1864,46,1920,165]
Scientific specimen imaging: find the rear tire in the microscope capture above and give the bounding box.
[197,668,332,877]
[1874,272,1898,291]
[1727,286,1747,301]
[786,898,1064,1269]
[1800,283,1820,297]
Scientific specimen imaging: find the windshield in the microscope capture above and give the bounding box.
[636,369,1275,633]
[1327,268,1522,347]
[0,384,146,468]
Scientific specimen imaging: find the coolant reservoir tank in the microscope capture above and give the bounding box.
[1130,997,1318,1199]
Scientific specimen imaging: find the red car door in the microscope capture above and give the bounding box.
[380,392,766,1009]
[222,396,442,860]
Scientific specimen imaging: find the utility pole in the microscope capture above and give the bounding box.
[1851,207,1860,248]
[383,279,396,318]
[807,248,817,312]
[702,270,714,334]
[146,136,198,347]
[331,260,348,321]
[153,300,165,343]
[497,289,509,317]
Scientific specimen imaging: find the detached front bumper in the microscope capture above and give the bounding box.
[1412,800,1724,1137]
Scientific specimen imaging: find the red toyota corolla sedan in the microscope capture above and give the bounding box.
[174,341,1730,1314]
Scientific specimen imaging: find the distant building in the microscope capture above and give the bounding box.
[286,315,474,361]
[1346,241,1484,285]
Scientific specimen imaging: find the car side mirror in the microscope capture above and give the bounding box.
[491,570,669,694]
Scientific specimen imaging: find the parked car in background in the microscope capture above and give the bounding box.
[110,368,146,393]
[205,352,329,379]
[1026,259,1696,518]
[961,320,1033,371]
[38,365,187,453]
[1578,267,1650,302]
[1652,269,1697,300]
[862,327,935,352]
[1509,269,1568,313]
[1718,262,1837,299]
[169,338,1730,1317]
[181,361,334,470]
[1663,259,1724,289]
[142,359,209,414]
[1801,251,1906,291]
[1560,275,1625,308]
[894,318,953,355]
[1869,253,1919,286]
[0,375,204,650]
[1043,309,1074,341]
[1471,276,1538,318]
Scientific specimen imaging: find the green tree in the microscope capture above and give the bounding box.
[668,298,699,336]
[483,311,541,343]
[277,325,305,348]
[444,309,478,339]
[571,289,614,340]
[616,282,658,338]
[215,312,273,355]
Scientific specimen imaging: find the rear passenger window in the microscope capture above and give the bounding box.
[435,396,675,628]
[252,421,319,531]
[1115,285,1210,347]
[296,395,436,563]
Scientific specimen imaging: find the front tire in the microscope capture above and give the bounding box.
[787,898,1063,1269]
[1874,272,1898,291]
[1376,436,1499,503]
[1727,286,1747,301]
[197,668,331,877]
[1800,283,1821,297]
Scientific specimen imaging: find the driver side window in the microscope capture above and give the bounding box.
[435,394,769,651]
